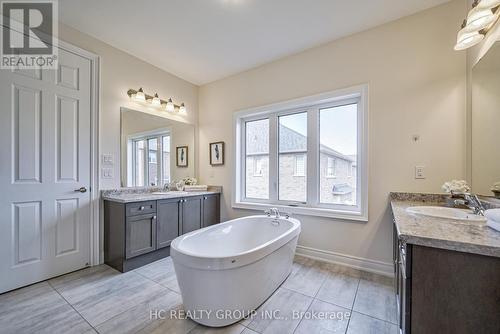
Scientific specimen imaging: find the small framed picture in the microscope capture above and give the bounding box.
[176,146,188,167]
[210,142,225,166]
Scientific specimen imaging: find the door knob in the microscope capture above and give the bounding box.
[74,187,87,193]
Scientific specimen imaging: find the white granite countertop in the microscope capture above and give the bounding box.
[102,186,221,203]
[391,193,500,258]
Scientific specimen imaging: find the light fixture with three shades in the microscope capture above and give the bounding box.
[454,0,500,50]
[127,88,187,114]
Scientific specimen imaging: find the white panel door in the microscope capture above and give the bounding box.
[0,47,92,293]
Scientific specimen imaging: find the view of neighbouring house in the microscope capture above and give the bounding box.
[245,120,357,205]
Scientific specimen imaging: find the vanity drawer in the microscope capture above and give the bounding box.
[126,201,156,217]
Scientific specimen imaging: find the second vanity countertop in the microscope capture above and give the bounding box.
[102,186,222,203]
[391,192,500,258]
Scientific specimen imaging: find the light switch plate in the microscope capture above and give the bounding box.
[101,168,113,179]
[415,166,425,179]
[102,154,114,166]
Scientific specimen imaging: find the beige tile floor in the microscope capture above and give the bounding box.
[0,256,398,334]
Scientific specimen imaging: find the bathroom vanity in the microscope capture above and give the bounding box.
[103,189,220,272]
[391,193,500,334]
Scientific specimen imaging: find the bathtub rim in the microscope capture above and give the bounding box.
[170,215,301,270]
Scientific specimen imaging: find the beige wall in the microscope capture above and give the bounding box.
[198,0,467,268]
[57,24,199,190]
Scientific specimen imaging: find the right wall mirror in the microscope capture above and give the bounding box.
[471,40,500,198]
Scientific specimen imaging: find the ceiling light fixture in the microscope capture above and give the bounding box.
[126,88,186,114]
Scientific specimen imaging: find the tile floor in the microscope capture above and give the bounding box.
[0,256,398,334]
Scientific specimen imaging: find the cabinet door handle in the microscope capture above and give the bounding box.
[139,206,145,211]
[152,215,157,220]
[204,196,207,200]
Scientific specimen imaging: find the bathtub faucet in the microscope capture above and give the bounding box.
[265,208,281,218]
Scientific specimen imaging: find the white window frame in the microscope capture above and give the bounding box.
[253,156,263,177]
[294,154,306,177]
[233,84,369,221]
[127,128,172,187]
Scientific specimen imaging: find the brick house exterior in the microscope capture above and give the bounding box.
[245,121,356,205]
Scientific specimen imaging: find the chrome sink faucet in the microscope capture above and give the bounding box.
[452,192,485,216]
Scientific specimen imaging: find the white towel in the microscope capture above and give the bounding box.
[487,220,500,232]
[484,209,500,223]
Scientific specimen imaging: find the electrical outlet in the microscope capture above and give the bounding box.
[415,166,425,179]
[102,168,113,179]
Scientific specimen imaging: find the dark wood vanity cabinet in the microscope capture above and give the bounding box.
[181,196,203,234]
[104,194,220,272]
[179,195,221,233]
[157,198,181,249]
[125,213,157,259]
[202,194,220,227]
[393,220,500,334]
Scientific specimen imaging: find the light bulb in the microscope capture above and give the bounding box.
[454,28,484,50]
[179,103,186,113]
[477,0,500,9]
[134,87,145,101]
[151,93,161,107]
[463,6,497,32]
[166,98,175,112]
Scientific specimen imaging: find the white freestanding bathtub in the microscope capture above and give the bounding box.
[170,215,301,327]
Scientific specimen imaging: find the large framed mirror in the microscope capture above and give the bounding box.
[120,108,195,187]
[471,40,500,198]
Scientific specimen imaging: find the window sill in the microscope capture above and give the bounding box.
[232,201,368,222]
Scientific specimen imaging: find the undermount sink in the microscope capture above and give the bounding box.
[406,206,487,223]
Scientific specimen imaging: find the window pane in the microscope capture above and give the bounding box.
[162,136,170,185]
[320,104,357,205]
[295,155,305,176]
[245,119,269,199]
[134,140,145,186]
[148,138,158,186]
[279,112,307,202]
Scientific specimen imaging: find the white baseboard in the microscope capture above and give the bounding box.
[295,245,394,277]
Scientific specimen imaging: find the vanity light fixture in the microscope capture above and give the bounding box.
[464,5,498,32]
[134,87,146,101]
[179,103,186,113]
[126,88,187,114]
[166,98,175,112]
[151,93,161,107]
[477,0,500,9]
[455,20,485,50]
[454,0,499,50]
